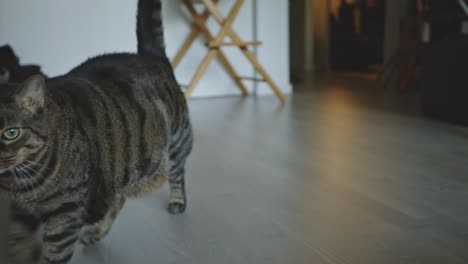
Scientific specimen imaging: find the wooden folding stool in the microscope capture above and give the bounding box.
[172,0,286,103]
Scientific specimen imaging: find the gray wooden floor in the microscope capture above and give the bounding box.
[67,75,468,264]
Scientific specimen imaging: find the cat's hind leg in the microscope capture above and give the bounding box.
[167,165,187,214]
[79,195,125,246]
[167,129,192,215]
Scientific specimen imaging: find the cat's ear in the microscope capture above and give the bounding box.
[15,75,46,113]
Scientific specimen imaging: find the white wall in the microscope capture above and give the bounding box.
[0,0,291,98]
[256,0,290,95]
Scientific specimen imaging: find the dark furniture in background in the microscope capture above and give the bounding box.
[330,0,386,71]
[422,37,468,125]
[421,0,468,126]
[0,45,46,83]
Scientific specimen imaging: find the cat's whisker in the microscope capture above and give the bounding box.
[24,159,54,173]
[11,169,20,187]
[9,168,21,187]
[13,167,32,195]
[24,169,45,200]
[13,167,26,184]
[18,169,33,197]
[20,162,42,175]
[17,166,40,192]
[17,165,45,197]
[15,162,56,198]
[22,162,56,189]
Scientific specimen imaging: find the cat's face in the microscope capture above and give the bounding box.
[0,76,47,176]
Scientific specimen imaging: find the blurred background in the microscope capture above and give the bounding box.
[2,0,468,125]
[290,0,468,126]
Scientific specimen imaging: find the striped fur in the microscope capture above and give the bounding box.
[0,0,193,263]
[137,0,166,57]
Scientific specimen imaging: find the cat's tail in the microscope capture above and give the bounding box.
[137,0,166,58]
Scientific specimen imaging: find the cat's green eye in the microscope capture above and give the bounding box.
[2,128,21,141]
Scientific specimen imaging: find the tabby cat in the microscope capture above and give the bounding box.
[0,0,193,263]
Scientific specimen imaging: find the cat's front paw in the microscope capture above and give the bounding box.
[79,226,108,246]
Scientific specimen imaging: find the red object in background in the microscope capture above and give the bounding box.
[399,64,417,92]
[397,0,425,93]
[366,0,377,8]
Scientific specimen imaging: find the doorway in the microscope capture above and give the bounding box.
[289,0,307,82]
[329,0,386,72]
[289,0,314,83]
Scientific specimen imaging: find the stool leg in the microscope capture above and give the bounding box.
[207,0,244,46]
[229,32,286,102]
[182,0,249,96]
[194,25,249,96]
[173,2,214,68]
[202,0,286,103]
[241,48,286,103]
[185,49,218,99]
[217,52,249,96]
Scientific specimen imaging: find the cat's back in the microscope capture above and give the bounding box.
[58,52,184,121]
[69,53,176,87]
